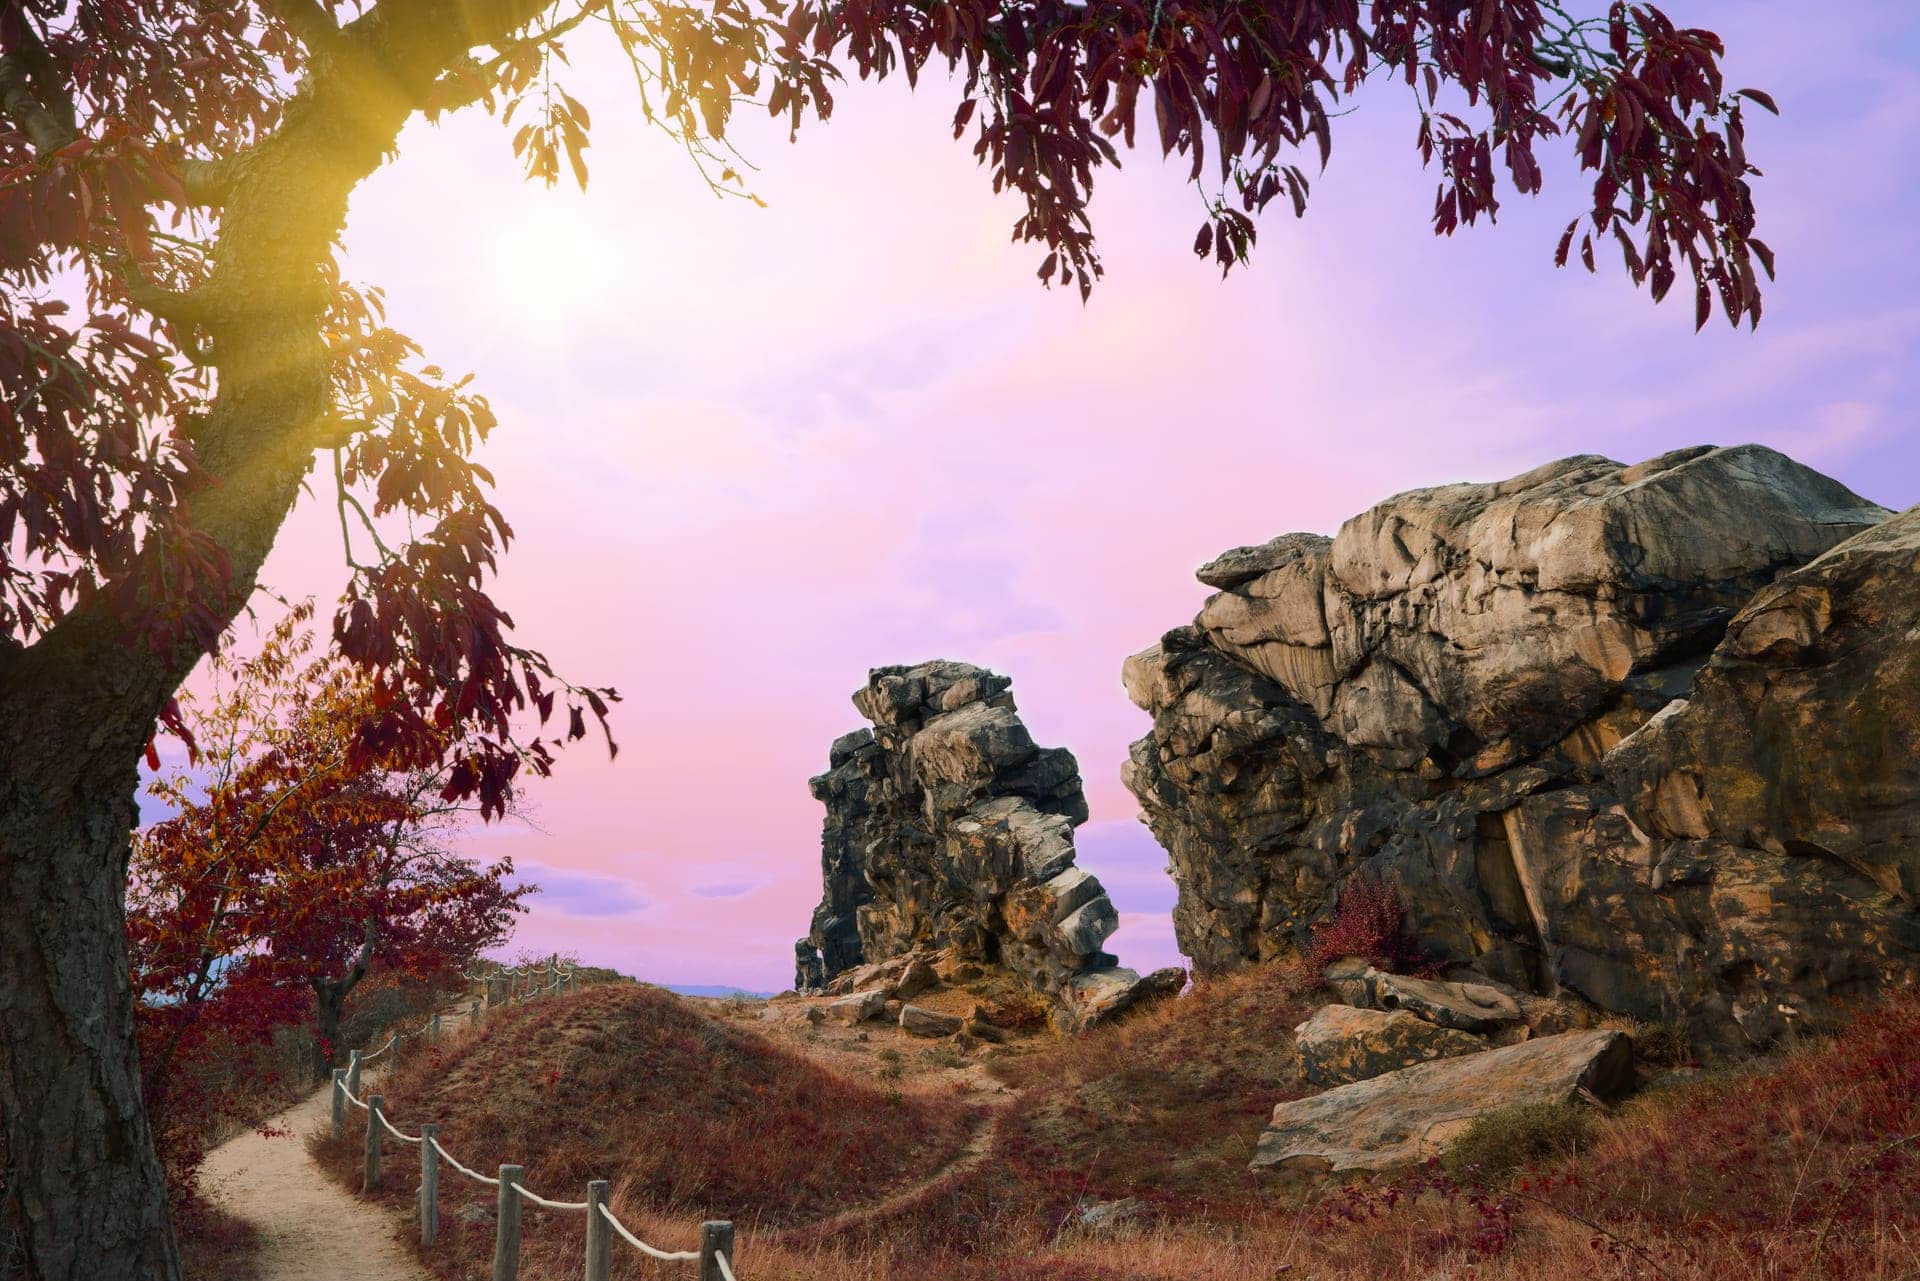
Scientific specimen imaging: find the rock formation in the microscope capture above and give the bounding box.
[1124,445,1920,1056]
[797,661,1179,1029]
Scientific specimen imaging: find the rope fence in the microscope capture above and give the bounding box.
[327,959,740,1281]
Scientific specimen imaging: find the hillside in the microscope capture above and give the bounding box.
[312,982,981,1279]
[316,971,1920,1280]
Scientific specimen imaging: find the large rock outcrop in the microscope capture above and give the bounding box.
[797,661,1170,1028]
[1124,445,1920,1055]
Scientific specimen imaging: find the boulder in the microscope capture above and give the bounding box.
[899,1004,964,1038]
[1323,957,1372,1006]
[793,661,1145,1029]
[1124,447,1919,1056]
[892,956,939,1000]
[1294,1005,1487,1088]
[1364,971,1522,1033]
[826,990,887,1024]
[1053,965,1187,1033]
[1252,1029,1633,1173]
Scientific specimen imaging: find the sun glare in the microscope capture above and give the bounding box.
[485,199,618,328]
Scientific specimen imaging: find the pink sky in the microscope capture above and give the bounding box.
[209,0,1919,989]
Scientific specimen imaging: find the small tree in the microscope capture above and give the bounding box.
[128,605,528,1100]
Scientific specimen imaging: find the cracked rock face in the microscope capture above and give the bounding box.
[797,661,1170,1027]
[1125,445,1919,1056]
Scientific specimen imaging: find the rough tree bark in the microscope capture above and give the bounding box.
[0,3,553,1276]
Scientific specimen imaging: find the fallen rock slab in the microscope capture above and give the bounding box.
[1295,1005,1487,1088]
[899,1004,964,1037]
[891,956,939,1000]
[1251,1028,1632,1173]
[827,990,887,1023]
[1053,965,1187,1033]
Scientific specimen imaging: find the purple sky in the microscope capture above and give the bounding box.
[209,1,1919,988]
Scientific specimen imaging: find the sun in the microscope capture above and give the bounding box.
[484,197,622,329]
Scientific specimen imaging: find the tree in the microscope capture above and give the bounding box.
[0,0,1769,1275]
[128,606,529,1090]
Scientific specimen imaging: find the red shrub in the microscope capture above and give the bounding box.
[1305,875,1429,973]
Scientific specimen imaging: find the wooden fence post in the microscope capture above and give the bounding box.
[700,1221,735,1281]
[419,1123,440,1246]
[492,1164,523,1281]
[346,1049,363,1102]
[471,998,482,1028]
[583,1180,610,1281]
[331,1069,346,1139]
[431,1013,442,1044]
[364,1094,384,1192]
[393,1029,404,1070]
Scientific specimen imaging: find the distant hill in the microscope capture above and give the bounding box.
[663,983,776,999]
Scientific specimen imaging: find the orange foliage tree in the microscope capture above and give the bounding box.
[126,605,529,1199]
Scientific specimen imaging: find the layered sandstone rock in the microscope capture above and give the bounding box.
[797,661,1174,1029]
[1125,446,1917,1055]
[1252,1028,1634,1172]
[1293,1005,1487,1088]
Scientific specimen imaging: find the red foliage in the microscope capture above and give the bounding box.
[1305,874,1429,974]
[127,606,530,1203]
[134,964,310,1209]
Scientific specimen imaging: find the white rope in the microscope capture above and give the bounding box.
[715,1250,738,1281]
[429,1137,499,1186]
[378,1110,423,1145]
[596,1204,700,1261]
[509,1181,589,1211]
[339,1080,370,1111]
[360,1032,397,1063]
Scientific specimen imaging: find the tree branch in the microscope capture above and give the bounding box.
[264,0,344,57]
[426,1,609,114]
[0,52,76,155]
[179,155,245,207]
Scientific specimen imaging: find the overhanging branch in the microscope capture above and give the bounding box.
[0,52,77,155]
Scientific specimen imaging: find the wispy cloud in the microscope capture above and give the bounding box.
[512,862,652,919]
[688,880,767,900]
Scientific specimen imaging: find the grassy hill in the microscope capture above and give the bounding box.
[312,981,980,1279]
[316,969,1920,1281]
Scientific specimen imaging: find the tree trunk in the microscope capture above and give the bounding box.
[313,985,346,1082]
[0,728,179,1281]
[311,920,376,1081]
[0,5,560,1275]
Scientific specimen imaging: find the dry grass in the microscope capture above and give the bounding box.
[310,971,1920,1281]
[312,982,979,1280]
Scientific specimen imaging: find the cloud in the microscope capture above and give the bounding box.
[513,862,652,919]
[688,880,768,900]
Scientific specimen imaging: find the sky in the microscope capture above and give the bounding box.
[203,0,1920,990]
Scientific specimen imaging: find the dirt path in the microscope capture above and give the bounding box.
[198,1079,428,1281]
